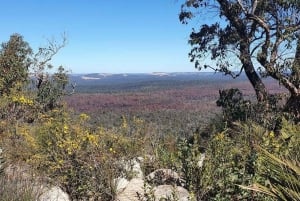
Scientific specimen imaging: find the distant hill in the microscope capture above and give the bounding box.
[68,72,247,93]
[70,72,234,83]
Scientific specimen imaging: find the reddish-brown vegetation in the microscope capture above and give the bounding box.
[65,79,286,115]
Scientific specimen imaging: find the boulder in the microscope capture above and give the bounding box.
[115,177,130,194]
[146,169,185,187]
[116,178,144,201]
[154,185,190,201]
[120,157,144,179]
[39,186,70,201]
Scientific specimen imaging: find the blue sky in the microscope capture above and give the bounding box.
[0,0,200,73]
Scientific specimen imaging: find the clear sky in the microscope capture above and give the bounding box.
[0,0,199,74]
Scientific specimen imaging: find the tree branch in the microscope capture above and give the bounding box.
[251,0,258,15]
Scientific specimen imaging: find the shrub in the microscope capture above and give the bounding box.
[8,109,151,200]
[217,88,284,131]
[241,146,300,201]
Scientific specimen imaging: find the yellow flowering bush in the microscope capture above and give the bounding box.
[12,95,34,106]
[12,109,149,200]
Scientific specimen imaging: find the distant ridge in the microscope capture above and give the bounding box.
[69,72,239,86]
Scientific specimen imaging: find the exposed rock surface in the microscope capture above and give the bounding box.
[154,185,190,201]
[116,160,191,201]
[39,186,70,201]
[116,178,144,201]
[119,157,144,179]
[115,177,130,194]
[146,168,185,187]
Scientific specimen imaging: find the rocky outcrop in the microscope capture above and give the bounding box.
[3,164,70,201]
[39,186,70,201]
[115,158,191,201]
[116,178,144,201]
[146,168,185,187]
[154,185,189,201]
[2,156,193,201]
[115,177,130,194]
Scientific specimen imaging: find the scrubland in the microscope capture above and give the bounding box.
[0,76,299,201]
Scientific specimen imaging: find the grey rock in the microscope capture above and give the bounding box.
[154,185,190,201]
[120,157,144,179]
[116,178,144,201]
[146,169,185,187]
[115,177,130,194]
[39,186,70,201]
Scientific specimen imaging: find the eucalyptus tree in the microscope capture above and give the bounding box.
[0,33,69,112]
[180,0,300,119]
[0,34,32,95]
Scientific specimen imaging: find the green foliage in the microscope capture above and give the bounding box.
[244,119,300,200]
[176,121,275,200]
[180,0,300,118]
[0,33,32,96]
[241,147,300,201]
[137,182,156,201]
[9,110,149,200]
[195,131,259,200]
[178,118,299,201]
[177,134,202,192]
[35,66,70,111]
[216,88,251,122]
[0,33,69,124]
[216,88,284,132]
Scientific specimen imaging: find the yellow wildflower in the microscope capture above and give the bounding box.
[80,113,90,121]
[63,125,69,134]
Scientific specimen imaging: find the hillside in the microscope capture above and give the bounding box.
[68,72,240,93]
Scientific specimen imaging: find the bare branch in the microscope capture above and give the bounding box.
[204,64,243,79]
[36,34,67,70]
[251,0,258,15]
[237,0,248,14]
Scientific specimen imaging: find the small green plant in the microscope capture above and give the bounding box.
[241,146,300,201]
[240,119,300,200]
[137,182,156,201]
[177,134,203,192]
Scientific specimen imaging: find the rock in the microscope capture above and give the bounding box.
[39,186,70,201]
[116,178,144,201]
[154,185,189,201]
[115,177,130,194]
[146,169,185,187]
[121,157,144,179]
[130,157,143,179]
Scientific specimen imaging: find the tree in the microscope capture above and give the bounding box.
[0,33,69,122]
[35,65,69,111]
[0,34,32,95]
[180,0,300,120]
[31,34,70,111]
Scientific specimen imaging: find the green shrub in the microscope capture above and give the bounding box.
[241,146,300,201]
